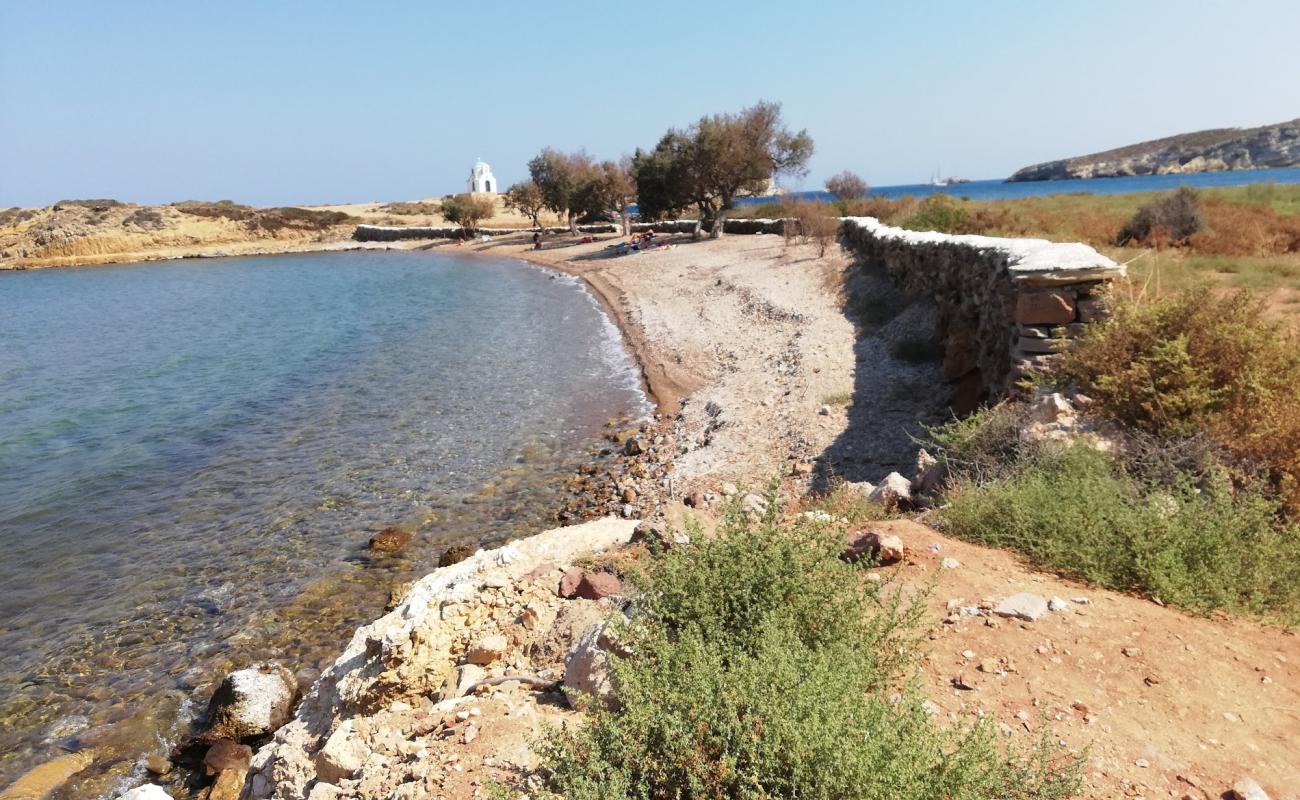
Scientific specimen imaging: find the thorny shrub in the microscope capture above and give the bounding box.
[1063,288,1300,513]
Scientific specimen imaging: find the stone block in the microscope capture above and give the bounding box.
[1015,291,1076,325]
[1077,296,1111,323]
[1016,336,1070,355]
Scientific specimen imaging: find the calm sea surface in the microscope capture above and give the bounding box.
[0,250,647,796]
[737,165,1300,205]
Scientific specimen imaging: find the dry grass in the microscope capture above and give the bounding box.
[735,184,1300,305]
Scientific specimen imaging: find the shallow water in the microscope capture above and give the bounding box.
[0,250,647,794]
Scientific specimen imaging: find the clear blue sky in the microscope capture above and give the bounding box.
[2,1,1297,208]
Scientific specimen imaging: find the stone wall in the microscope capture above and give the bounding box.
[839,217,1123,406]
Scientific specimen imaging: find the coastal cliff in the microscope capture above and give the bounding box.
[1008,118,1300,181]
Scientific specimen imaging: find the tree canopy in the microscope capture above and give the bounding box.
[503,180,547,229]
[825,170,869,200]
[632,101,813,238]
[527,148,599,234]
[440,193,495,234]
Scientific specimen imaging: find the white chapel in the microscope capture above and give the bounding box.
[467,159,497,194]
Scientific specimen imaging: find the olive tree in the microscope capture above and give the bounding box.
[440,193,495,235]
[503,180,547,229]
[527,148,598,235]
[580,160,636,236]
[632,101,813,239]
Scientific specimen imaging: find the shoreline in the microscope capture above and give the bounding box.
[0,241,667,799]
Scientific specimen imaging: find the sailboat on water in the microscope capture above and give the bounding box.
[929,168,971,187]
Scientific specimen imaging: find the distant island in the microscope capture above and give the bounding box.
[1007,117,1300,182]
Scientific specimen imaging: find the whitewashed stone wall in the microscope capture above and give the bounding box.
[839,217,1123,405]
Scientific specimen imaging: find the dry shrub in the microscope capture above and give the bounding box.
[252,207,352,232]
[173,202,351,232]
[174,201,255,222]
[1189,197,1300,256]
[1065,288,1300,514]
[380,201,441,216]
[965,205,1024,235]
[1116,187,1203,246]
[0,207,38,227]
[782,199,839,255]
[842,195,918,223]
[123,208,165,230]
[54,199,124,211]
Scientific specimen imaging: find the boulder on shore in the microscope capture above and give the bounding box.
[842,530,905,565]
[868,472,912,511]
[202,662,298,743]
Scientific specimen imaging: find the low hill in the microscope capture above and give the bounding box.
[1008,118,1300,182]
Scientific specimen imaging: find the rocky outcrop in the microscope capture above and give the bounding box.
[839,217,1123,403]
[1008,118,1300,181]
[246,516,638,799]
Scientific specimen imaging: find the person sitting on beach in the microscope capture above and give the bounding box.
[532,232,542,250]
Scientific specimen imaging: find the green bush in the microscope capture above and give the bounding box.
[942,444,1300,621]
[1064,288,1300,514]
[1116,186,1202,246]
[923,403,1033,485]
[536,505,1082,800]
[899,194,971,234]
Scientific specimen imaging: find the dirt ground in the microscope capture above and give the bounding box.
[480,230,1300,800]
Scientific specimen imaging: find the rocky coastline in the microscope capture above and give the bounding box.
[1008,118,1300,182]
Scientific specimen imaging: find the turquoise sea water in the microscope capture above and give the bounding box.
[0,250,646,794]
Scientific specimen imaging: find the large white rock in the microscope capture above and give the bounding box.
[119,786,173,800]
[911,448,943,495]
[563,621,617,711]
[1029,392,1075,426]
[204,662,298,741]
[1230,777,1271,800]
[869,472,912,510]
[994,593,1051,621]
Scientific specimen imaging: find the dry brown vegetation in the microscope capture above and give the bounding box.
[379,200,442,216]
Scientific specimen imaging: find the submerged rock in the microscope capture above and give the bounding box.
[0,750,96,800]
[368,527,413,553]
